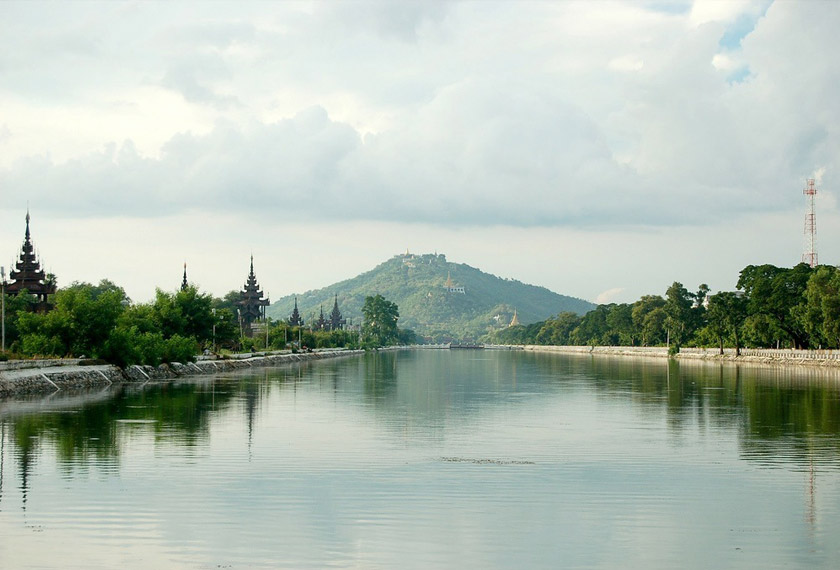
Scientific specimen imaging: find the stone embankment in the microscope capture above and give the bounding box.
[0,349,363,397]
[520,345,840,367]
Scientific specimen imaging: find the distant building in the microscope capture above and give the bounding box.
[6,210,56,312]
[509,309,520,327]
[329,294,347,331]
[288,296,304,327]
[315,305,327,330]
[237,256,269,334]
[444,271,466,294]
[181,262,188,291]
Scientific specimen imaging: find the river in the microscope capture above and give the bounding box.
[1,349,839,569]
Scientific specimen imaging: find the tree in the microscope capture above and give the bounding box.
[632,295,665,346]
[705,292,747,355]
[152,286,215,344]
[737,263,813,348]
[17,280,128,358]
[664,282,693,349]
[534,312,580,345]
[571,305,610,345]
[1,290,38,350]
[605,303,635,345]
[798,266,840,348]
[362,294,400,347]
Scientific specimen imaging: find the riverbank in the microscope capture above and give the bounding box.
[0,349,364,397]
[521,344,840,367]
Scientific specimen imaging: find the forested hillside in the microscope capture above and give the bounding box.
[266,252,594,341]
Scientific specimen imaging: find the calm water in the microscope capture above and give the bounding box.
[1,350,840,569]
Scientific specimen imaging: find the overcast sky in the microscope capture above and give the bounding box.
[1,0,838,307]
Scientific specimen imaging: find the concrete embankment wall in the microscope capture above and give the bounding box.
[520,345,840,367]
[0,349,364,397]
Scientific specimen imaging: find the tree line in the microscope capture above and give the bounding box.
[2,281,412,366]
[489,263,840,353]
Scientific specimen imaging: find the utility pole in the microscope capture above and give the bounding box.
[212,308,216,354]
[1,266,5,353]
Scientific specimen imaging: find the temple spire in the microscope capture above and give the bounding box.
[329,294,346,331]
[315,304,327,330]
[7,209,56,311]
[237,255,269,334]
[181,262,188,291]
[289,296,304,327]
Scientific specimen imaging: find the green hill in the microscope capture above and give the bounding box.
[266,252,594,342]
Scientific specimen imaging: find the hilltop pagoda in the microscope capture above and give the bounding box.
[288,296,304,326]
[328,294,346,331]
[444,271,465,294]
[237,256,269,333]
[6,210,56,312]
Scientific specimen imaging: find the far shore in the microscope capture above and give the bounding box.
[518,344,840,368]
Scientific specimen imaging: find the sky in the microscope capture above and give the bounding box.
[1,0,839,307]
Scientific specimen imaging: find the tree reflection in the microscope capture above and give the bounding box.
[577,354,840,463]
[0,381,239,506]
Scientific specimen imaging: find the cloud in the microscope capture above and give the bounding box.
[595,288,626,304]
[1,1,839,233]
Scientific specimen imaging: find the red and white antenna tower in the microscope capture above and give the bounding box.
[802,178,818,268]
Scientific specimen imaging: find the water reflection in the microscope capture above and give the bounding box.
[2,353,840,479]
[0,351,839,569]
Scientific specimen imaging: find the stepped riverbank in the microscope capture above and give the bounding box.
[0,349,364,397]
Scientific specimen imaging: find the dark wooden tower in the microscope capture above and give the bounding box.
[7,210,56,311]
[289,296,304,327]
[329,294,346,331]
[237,255,269,332]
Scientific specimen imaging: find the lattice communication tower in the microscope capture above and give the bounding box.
[802,178,818,268]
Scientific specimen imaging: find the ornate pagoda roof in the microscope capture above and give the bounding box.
[329,294,346,331]
[7,210,56,305]
[315,305,327,330]
[181,262,188,291]
[237,255,269,327]
[289,296,304,326]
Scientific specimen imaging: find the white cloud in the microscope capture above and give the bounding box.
[596,288,626,304]
[1,1,839,301]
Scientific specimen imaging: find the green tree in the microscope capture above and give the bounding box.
[571,305,611,345]
[705,291,748,355]
[152,286,215,344]
[17,280,128,358]
[664,282,693,349]
[534,312,581,345]
[797,266,840,348]
[737,263,813,348]
[632,295,665,346]
[362,294,400,347]
[605,303,635,345]
[1,290,38,351]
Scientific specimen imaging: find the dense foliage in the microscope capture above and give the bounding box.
[489,263,840,352]
[361,294,400,348]
[6,281,220,366]
[2,282,410,365]
[266,252,594,342]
